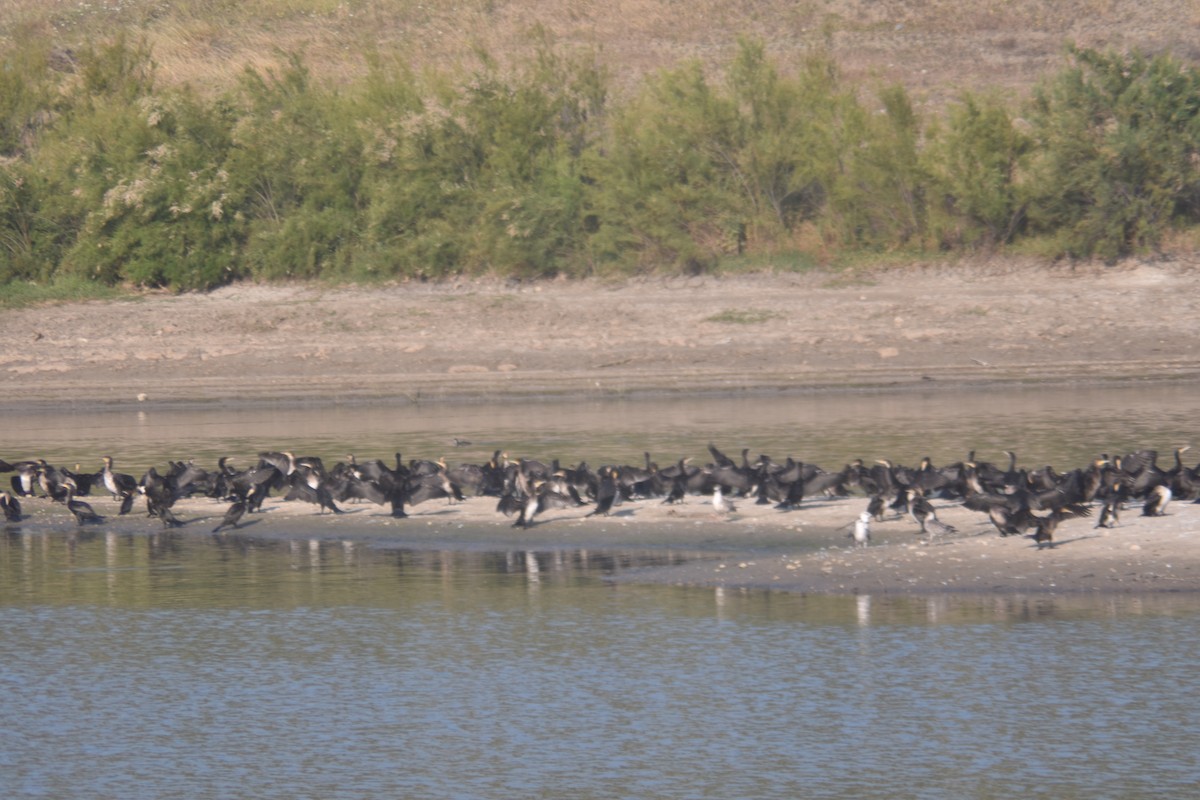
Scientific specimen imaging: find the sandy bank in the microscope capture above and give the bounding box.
[10,487,1199,595]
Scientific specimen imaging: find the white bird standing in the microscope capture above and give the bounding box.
[851,511,871,548]
[712,485,736,516]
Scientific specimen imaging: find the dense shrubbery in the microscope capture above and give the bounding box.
[2,36,1199,291]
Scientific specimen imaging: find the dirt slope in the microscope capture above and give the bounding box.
[4,257,1200,409]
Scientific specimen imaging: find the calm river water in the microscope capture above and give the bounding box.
[4,386,1200,798]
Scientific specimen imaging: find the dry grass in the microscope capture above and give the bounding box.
[2,0,1197,109]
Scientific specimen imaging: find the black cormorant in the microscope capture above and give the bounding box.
[908,490,936,532]
[1094,477,1127,529]
[922,516,957,544]
[586,466,619,517]
[1,490,21,523]
[142,468,183,528]
[101,456,137,498]
[1030,504,1091,548]
[212,493,249,533]
[1142,484,1171,517]
[1169,446,1200,500]
[9,460,42,497]
[284,480,343,514]
[64,479,104,525]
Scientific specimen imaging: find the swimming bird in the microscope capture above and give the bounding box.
[851,511,871,548]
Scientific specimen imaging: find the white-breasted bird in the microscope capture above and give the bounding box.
[712,485,736,515]
[851,511,871,548]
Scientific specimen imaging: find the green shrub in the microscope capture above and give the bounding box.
[0,39,59,158]
[588,60,743,272]
[60,85,243,289]
[924,92,1032,249]
[7,30,1200,291]
[10,35,169,285]
[1026,46,1200,259]
[828,84,928,249]
[224,53,367,280]
[725,40,843,236]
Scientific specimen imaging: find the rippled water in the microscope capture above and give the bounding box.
[5,386,1200,799]
[3,531,1199,799]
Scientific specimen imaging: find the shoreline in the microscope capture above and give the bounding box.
[7,370,1200,415]
[9,489,1199,595]
[5,262,1200,595]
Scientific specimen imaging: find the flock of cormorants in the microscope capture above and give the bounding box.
[1,444,1193,549]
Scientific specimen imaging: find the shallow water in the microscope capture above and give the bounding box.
[5,386,1200,798]
[2,531,1199,799]
[8,382,1200,475]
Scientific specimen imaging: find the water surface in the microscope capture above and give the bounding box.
[3,531,1199,799]
[8,383,1200,474]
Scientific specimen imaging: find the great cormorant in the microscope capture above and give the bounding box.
[64,478,103,525]
[1030,504,1091,548]
[1,490,21,523]
[212,492,250,533]
[586,466,619,517]
[1142,484,1171,517]
[9,460,42,497]
[1094,477,1127,529]
[100,456,138,502]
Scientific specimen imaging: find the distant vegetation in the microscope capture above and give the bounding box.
[2,26,1200,292]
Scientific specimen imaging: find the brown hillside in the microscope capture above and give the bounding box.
[3,1,1198,111]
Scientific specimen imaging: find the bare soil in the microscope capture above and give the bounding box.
[4,256,1200,408]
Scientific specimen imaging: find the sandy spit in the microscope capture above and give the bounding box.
[12,487,1199,595]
